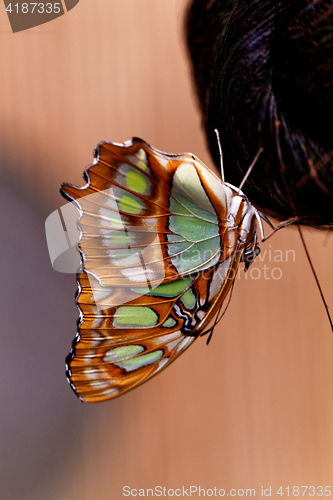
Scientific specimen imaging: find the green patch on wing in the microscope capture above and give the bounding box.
[105,345,144,363]
[172,162,217,221]
[180,287,196,310]
[115,350,163,372]
[132,276,194,297]
[167,163,221,274]
[136,160,148,171]
[110,231,131,246]
[125,168,149,194]
[168,197,220,274]
[170,192,217,223]
[118,193,142,214]
[114,306,158,327]
[162,317,177,328]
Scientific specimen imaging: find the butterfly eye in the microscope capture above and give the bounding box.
[242,244,260,271]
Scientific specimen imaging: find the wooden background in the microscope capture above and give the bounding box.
[0,1,333,499]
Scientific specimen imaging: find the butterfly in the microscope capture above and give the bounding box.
[61,137,292,403]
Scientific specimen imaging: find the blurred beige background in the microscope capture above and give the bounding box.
[0,1,333,499]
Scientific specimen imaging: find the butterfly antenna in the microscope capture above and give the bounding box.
[297,226,333,333]
[201,278,236,344]
[214,128,225,182]
[238,147,264,192]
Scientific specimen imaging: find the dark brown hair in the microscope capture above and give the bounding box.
[186,0,333,226]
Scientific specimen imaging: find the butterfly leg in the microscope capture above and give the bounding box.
[256,213,299,242]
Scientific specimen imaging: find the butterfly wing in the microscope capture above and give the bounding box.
[61,138,256,402]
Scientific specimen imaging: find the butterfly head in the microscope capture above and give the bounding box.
[225,184,260,271]
[242,236,260,271]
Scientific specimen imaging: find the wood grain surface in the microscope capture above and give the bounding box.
[0,1,332,499]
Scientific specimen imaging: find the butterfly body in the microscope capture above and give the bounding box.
[61,138,259,402]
